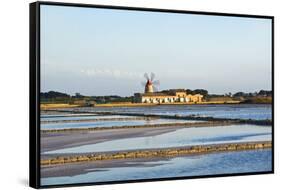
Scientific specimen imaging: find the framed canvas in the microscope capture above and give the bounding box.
[29,1,274,188]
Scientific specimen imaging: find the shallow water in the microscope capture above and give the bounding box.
[41,117,202,130]
[41,149,272,186]
[41,115,135,122]
[44,124,271,154]
[41,113,98,117]
[62,104,272,120]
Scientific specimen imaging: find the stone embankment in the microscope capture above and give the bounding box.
[41,117,157,124]
[45,109,272,126]
[41,121,234,133]
[41,141,271,166]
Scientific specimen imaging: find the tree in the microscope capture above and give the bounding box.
[40,91,70,99]
[193,89,208,96]
[258,90,272,96]
[185,89,193,95]
[233,92,245,97]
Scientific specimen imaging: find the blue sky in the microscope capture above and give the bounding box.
[40,5,272,96]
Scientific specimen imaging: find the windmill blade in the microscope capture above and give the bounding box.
[153,80,160,86]
[144,73,149,80]
[150,72,155,81]
[153,86,158,92]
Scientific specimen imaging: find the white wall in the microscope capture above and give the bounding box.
[0,0,279,190]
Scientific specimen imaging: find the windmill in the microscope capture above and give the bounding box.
[141,72,160,93]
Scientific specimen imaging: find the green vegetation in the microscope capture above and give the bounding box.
[242,96,272,104]
[40,91,133,105]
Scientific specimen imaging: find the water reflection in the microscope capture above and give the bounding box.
[41,118,201,130]
[41,149,272,185]
[44,125,271,154]
[41,115,133,122]
[61,104,272,120]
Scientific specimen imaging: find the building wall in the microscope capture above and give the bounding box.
[138,93,203,103]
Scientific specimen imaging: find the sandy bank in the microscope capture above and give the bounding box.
[41,156,170,178]
[41,104,80,110]
[41,127,179,154]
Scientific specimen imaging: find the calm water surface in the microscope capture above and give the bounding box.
[41,149,272,186]
[44,124,271,154]
[62,104,272,120]
[41,118,201,130]
[41,115,136,122]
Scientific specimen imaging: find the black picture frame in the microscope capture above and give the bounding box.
[29,1,274,188]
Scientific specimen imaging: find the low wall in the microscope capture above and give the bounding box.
[41,116,156,124]
[44,109,272,126]
[41,141,271,166]
[41,121,234,133]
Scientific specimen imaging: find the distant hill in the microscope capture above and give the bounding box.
[40,91,70,99]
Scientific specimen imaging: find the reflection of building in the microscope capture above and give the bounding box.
[134,89,203,104]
